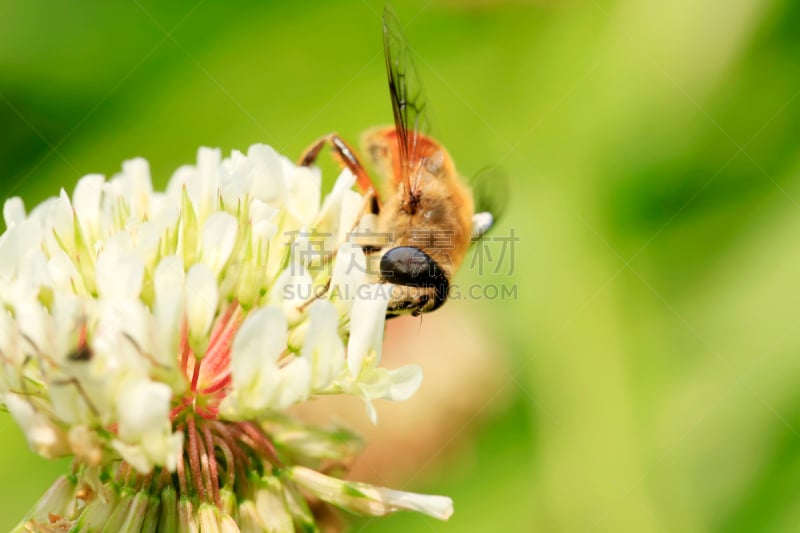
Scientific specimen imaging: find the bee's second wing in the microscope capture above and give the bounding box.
[469,166,509,242]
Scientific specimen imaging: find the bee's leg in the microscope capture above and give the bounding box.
[380,246,449,313]
[296,277,332,314]
[357,188,380,224]
[299,133,379,213]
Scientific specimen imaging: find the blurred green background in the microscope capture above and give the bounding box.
[3,0,800,531]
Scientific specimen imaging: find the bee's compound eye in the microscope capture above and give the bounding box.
[381,247,450,314]
[379,246,446,286]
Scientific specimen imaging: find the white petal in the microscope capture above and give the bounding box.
[48,377,93,427]
[231,306,287,372]
[155,255,185,304]
[111,440,152,473]
[72,174,104,214]
[48,249,82,293]
[0,229,16,279]
[185,263,218,340]
[164,431,184,472]
[116,378,172,440]
[382,365,423,401]
[15,214,45,261]
[166,164,194,201]
[14,298,53,357]
[131,220,163,269]
[21,248,53,291]
[114,429,183,474]
[50,292,85,362]
[140,428,183,473]
[363,396,379,425]
[225,306,288,415]
[219,149,252,208]
[249,198,278,225]
[286,166,321,225]
[68,425,103,466]
[0,307,20,371]
[201,211,238,275]
[96,247,144,301]
[247,200,278,261]
[339,190,364,242]
[43,190,76,255]
[90,299,152,384]
[315,168,356,234]
[330,242,367,311]
[269,266,313,323]
[253,476,294,532]
[275,356,312,408]
[120,158,154,218]
[248,144,286,204]
[290,466,454,520]
[72,174,105,239]
[2,196,25,228]
[346,365,423,423]
[187,147,221,218]
[346,284,390,376]
[154,255,185,362]
[197,503,223,532]
[302,300,345,390]
[5,393,69,458]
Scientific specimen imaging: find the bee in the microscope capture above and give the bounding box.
[299,6,501,317]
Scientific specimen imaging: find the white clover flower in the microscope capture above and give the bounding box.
[0,144,451,531]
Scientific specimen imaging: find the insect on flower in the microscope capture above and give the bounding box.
[299,6,504,317]
[0,5,473,530]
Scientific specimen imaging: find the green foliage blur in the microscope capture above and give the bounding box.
[3,0,800,531]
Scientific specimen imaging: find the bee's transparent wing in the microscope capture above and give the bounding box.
[469,165,509,242]
[383,5,432,201]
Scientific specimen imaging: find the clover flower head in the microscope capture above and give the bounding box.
[0,144,452,530]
